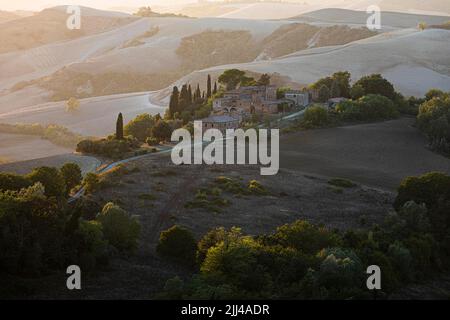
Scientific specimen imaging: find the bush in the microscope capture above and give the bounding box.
[124,113,155,142]
[152,120,172,142]
[77,137,140,159]
[394,172,450,211]
[301,106,329,128]
[27,166,66,198]
[157,225,197,267]
[60,163,82,194]
[83,173,100,194]
[146,136,159,146]
[248,180,268,195]
[72,220,109,271]
[270,220,341,255]
[328,178,356,188]
[337,94,398,121]
[353,74,396,100]
[350,84,365,100]
[417,96,450,153]
[97,203,141,254]
[0,173,31,192]
[200,235,270,292]
[197,227,227,264]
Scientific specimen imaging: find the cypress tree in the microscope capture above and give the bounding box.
[213,82,217,95]
[179,84,190,111]
[169,86,179,118]
[188,84,193,104]
[207,74,212,98]
[116,113,124,140]
[195,84,201,102]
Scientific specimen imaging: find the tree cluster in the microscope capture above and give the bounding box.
[417,89,450,153]
[0,164,141,297]
[158,172,450,299]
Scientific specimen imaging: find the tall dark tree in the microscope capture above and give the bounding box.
[213,82,217,95]
[116,113,124,140]
[207,74,212,98]
[179,84,190,111]
[169,86,179,118]
[188,84,193,104]
[195,84,201,102]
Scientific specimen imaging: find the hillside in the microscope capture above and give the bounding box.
[294,8,450,28]
[0,12,380,111]
[0,11,21,23]
[175,1,450,20]
[163,28,450,99]
[0,6,136,54]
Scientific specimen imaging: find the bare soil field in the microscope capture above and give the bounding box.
[0,133,72,163]
[28,156,393,299]
[0,152,100,175]
[280,117,450,190]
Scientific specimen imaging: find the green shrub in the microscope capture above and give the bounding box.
[316,247,364,297]
[27,166,66,198]
[387,241,413,282]
[124,113,155,142]
[146,136,159,146]
[157,225,197,267]
[416,96,450,153]
[83,173,100,194]
[302,106,329,128]
[328,178,356,188]
[73,220,109,271]
[76,137,140,159]
[248,180,268,195]
[200,235,270,292]
[337,94,398,121]
[394,173,450,235]
[271,220,341,255]
[353,74,396,100]
[197,227,227,264]
[60,163,82,194]
[97,203,141,254]
[0,173,32,192]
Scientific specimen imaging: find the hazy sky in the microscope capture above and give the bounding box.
[0,0,195,11]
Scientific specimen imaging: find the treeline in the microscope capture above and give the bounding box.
[0,123,84,148]
[76,112,185,158]
[0,163,140,297]
[156,172,450,299]
[301,72,420,128]
[167,74,218,123]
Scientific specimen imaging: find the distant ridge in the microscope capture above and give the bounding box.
[292,8,450,28]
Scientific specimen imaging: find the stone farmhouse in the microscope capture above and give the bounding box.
[285,90,310,107]
[200,115,240,134]
[213,85,283,116]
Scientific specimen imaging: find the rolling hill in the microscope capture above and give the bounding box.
[293,8,450,28]
[175,0,450,20]
[159,28,450,100]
